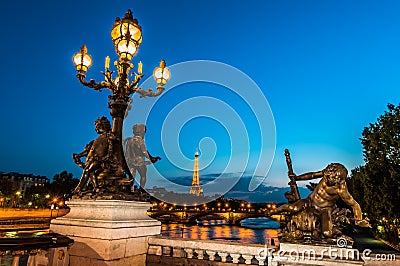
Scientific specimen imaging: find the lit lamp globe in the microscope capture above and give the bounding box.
[111,9,142,61]
[153,59,170,86]
[72,45,92,73]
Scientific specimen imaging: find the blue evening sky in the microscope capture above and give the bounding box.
[1,0,400,189]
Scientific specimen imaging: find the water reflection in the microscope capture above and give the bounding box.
[161,218,280,245]
[0,229,49,238]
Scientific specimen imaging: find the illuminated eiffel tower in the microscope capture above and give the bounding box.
[189,151,204,196]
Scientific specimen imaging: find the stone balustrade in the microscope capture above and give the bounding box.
[147,236,278,265]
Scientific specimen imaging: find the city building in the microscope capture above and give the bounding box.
[0,171,49,196]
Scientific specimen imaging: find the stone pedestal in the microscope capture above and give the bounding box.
[50,199,161,266]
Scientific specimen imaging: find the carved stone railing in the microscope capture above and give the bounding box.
[147,236,278,265]
[0,233,73,266]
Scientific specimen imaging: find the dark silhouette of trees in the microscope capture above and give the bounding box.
[348,103,400,246]
[23,184,51,208]
[49,171,79,200]
[21,171,78,208]
[0,179,17,198]
[0,180,17,207]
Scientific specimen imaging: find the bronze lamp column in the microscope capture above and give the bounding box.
[71,10,170,195]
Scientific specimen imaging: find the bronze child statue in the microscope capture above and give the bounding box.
[124,124,161,189]
[273,150,370,243]
[72,116,115,194]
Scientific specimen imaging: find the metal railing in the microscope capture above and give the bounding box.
[0,233,73,266]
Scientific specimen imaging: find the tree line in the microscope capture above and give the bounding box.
[348,103,400,247]
[0,171,78,208]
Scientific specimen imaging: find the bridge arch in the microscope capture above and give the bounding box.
[148,211,181,221]
[148,210,284,224]
[187,213,228,223]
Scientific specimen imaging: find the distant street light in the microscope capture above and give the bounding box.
[15,191,21,208]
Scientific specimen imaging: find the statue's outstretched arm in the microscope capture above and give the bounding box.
[138,139,152,161]
[295,170,323,181]
[148,151,161,163]
[73,140,94,168]
[338,183,362,221]
[136,137,161,164]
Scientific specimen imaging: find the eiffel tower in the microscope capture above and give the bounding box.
[189,151,204,196]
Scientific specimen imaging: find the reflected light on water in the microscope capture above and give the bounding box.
[0,229,50,238]
[4,231,17,238]
[161,218,280,245]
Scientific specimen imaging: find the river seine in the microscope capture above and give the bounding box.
[161,217,281,245]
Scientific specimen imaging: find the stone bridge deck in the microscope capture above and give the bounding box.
[148,209,283,224]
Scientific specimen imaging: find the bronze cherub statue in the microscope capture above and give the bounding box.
[272,149,370,244]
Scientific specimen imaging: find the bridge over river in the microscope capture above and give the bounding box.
[147,209,283,225]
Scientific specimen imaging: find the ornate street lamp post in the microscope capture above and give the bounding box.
[71,10,170,199]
